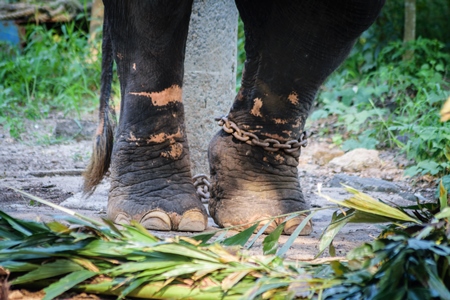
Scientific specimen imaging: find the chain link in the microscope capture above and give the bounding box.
[192,174,211,203]
[216,116,309,158]
[193,117,310,202]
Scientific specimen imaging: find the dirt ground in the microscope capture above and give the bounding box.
[0,116,438,299]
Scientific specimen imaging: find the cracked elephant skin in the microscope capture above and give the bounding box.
[83,0,384,233]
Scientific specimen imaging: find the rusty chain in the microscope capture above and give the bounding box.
[193,116,310,202]
[193,174,211,203]
[216,116,309,157]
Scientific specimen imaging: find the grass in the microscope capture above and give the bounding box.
[0,22,101,139]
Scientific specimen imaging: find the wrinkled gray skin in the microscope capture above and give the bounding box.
[83,0,385,233]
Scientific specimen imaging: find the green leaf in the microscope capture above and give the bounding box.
[123,221,159,243]
[118,276,150,299]
[435,207,450,220]
[439,180,448,211]
[222,223,259,247]
[152,243,219,262]
[43,270,96,300]
[316,210,353,258]
[320,185,420,224]
[0,261,39,272]
[191,231,218,244]
[422,261,450,300]
[247,219,278,249]
[277,212,315,257]
[329,243,336,257]
[12,260,83,285]
[107,260,188,277]
[263,222,285,255]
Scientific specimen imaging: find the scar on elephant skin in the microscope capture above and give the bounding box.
[288,92,299,105]
[250,98,263,117]
[272,118,288,124]
[161,143,184,160]
[146,130,182,144]
[129,85,182,106]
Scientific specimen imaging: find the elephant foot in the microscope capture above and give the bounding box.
[208,131,312,235]
[108,193,207,232]
[107,139,208,232]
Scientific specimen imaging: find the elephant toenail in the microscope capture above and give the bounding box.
[140,211,172,231]
[114,213,131,225]
[284,215,313,235]
[256,219,277,234]
[178,210,207,232]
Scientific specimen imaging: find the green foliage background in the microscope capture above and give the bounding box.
[1,1,450,178]
[309,1,450,178]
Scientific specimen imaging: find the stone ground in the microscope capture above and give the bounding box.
[0,116,438,299]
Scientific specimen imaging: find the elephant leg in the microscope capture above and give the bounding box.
[208,0,384,234]
[100,0,206,231]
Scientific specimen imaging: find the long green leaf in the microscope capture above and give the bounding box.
[319,185,420,224]
[439,180,448,211]
[152,243,219,262]
[191,231,218,244]
[222,223,259,247]
[0,261,39,272]
[277,212,315,257]
[43,269,97,300]
[12,259,83,285]
[246,219,276,250]
[316,210,353,258]
[118,276,150,299]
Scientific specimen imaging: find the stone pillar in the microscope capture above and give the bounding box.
[183,0,238,176]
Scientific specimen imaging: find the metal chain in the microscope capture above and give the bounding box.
[193,117,310,202]
[216,116,309,158]
[192,174,211,203]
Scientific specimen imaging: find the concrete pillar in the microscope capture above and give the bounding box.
[183,0,238,176]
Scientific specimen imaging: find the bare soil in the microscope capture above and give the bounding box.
[0,116,438,299]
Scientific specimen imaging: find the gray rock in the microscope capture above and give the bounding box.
[328,174,400,193]
[398,192,418,202]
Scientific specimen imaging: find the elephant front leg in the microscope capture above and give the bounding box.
[103,0,207,231]
[208,0,384,234]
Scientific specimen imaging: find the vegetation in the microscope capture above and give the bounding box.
[312,36,450,178]
[1,2,449,179]
[0,22,101,139]
[309,1,450,179]
[1,183,449,299]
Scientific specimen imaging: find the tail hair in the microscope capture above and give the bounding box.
[83,13,116,195]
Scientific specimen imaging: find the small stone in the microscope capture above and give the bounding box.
[328,148,381,172]
[328,174,400,193]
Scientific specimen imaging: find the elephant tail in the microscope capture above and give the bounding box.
[83,14,116,195]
